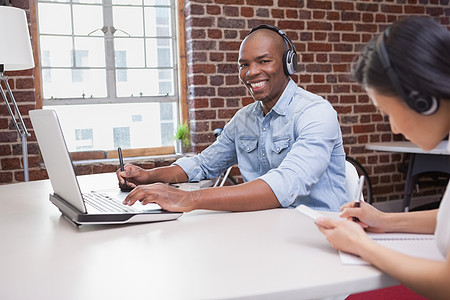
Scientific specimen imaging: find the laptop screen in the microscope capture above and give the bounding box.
[30,109,87,213]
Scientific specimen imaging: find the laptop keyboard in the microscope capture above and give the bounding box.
[83,192,138,213]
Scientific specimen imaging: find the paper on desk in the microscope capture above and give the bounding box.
[171,180,214,191]
[339,233,444,265]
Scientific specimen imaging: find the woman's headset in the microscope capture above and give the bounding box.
[375,28,439,115]
[247,24,298,76]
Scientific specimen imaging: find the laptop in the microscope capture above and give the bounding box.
[29,109,183,225]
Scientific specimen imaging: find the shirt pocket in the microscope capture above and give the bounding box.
[271,136,291,154]
[237,137,260,174]
[239,137,258,153]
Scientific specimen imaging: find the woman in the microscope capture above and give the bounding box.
[316,16,450,299]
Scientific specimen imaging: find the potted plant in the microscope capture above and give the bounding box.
[174,121,190,154]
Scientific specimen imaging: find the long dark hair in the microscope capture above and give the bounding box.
[353,16,450,101]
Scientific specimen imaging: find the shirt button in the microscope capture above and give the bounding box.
[262,153,266,157]
[276,148,280,152]
[263,128,266,131]
[247,148,250,151]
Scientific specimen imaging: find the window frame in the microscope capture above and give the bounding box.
[30,0,188,158]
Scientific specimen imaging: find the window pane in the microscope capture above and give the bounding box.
[38,3,72,35]
[144,7,172,37]
[115,51,128,82]
[113,127,131,148]
[75,0,102,4]
[72,50,89,82]
[73,4,103,36]
[112,0,142,4]
[144,0,171,5]
[40,36,73,67]
[42,69,107,99]
[38,0,179,131]
[46,103,176,151]
[113,6,144,37]
[157,44,172,67]
[160,102,176,146]
[74,37,106,67]
[114,38,145,68]
[116,69,174,97]
[160,101,174,120]
[145,38,173,68]
[75,128,94,150]
[160,122,175,146]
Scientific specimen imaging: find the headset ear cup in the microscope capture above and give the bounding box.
[282,50,290,76]
[248,24,297,76]
[290,51,298,74]
[409,92,439,115]
[283,50,298,76]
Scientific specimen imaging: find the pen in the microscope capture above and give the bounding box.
[118,147,127,187]
[352,175,365,222]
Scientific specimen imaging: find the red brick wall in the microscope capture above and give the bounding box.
[0,1,39,183]
[1,0,449,203]
[183,0,450,202]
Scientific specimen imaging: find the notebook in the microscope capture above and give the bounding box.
[339,233,445,265]
[294,205,445,265]
[29,109,183,225]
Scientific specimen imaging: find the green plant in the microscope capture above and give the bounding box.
[175,121,190,147]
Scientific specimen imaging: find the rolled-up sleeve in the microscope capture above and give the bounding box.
[259,101,342,207]
[174,119,238,182]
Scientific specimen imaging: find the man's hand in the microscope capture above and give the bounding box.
[116,164,151,191]
[122,183,196,212]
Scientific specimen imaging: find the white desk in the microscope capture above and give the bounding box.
[366,141,450,211]
[366,141,449,155]
[0,173,397,300]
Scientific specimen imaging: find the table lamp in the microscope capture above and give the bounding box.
[0,6,35,182]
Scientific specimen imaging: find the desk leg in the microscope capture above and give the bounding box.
[402,154,416,212]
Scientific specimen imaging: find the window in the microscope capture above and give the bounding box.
[75,128,94,150]
[72,50,89,83]
[35,0,181,154]
[113,127,130,148]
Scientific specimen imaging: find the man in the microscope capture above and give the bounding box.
[118,25,347,212]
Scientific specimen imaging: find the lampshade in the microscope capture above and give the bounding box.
[0,6,34,71]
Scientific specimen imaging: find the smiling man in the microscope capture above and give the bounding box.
[117,25,347,213]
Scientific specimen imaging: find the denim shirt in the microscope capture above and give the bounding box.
[175,79,347,211]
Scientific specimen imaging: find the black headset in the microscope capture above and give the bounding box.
[375,28,439,115]
[247,24,298,76]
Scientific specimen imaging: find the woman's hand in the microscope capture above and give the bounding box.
[339,201,388,233]
[315,217,373,256]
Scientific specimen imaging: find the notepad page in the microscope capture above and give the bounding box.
[339,233,445,265]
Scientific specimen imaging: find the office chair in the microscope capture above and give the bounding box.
[212,128,237,187]
[345,160,362,203]
[346,156,373,204]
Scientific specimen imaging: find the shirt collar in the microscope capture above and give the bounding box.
[259,78,297,117]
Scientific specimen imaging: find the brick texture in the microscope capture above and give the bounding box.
[0,0,449,204]
[182,0,450,203]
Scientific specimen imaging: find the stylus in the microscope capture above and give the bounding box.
[118,147,127,187]
[352,175,364,222]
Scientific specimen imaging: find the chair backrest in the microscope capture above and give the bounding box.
[345,160,362,202]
